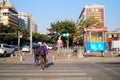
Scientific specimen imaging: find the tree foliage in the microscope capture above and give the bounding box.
[32,33,49,43]
[0,23,50,45]
[48,20,76,47]
[79,17,102,29]
[0,23,30,45]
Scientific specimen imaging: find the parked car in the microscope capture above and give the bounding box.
[10,45,19,51]
[0,43,14,57]
[21,46,30,52]
[0,48,5,56]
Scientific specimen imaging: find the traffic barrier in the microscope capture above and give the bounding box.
[67,54,71,59]
[20,54,23,61]
[78,53,84,58]
[52,56,56,61]
[10,54,13,58]
[15,53,18,57]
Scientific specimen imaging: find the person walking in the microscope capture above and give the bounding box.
[40,42,48,71]
[33,44,41,66]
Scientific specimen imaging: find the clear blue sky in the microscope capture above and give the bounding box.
[11,0,120,33]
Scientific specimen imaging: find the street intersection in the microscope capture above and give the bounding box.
[0,50,120,80]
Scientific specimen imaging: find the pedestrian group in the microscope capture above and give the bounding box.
[33,41,48,71]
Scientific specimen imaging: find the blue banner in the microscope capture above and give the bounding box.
[86,42,107,51]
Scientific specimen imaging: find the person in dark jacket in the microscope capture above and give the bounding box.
[40,42,48,71]
[33,44,41,66]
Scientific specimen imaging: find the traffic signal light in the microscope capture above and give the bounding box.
[19,31,23,38]
[62,33,69,37]
[47,30,57,35]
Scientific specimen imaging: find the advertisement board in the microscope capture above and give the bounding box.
[86,42,107,51]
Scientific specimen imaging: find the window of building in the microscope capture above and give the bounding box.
[3,12,9,16]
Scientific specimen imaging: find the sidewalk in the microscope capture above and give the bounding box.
[51,53,120,63]
[0,50,120,64]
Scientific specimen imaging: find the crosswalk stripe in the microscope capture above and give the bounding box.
[0,69,84,72]
[0,63,93,80]
[0,77,93,80]
[0,72,87,76]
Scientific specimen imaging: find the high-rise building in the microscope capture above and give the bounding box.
[33,23,38,33]
[18,12,30,29]
[18,12,37,32]
[78,4,104,27]
[0,0,18,27]
[19,18,25,28]
[0,0,37,32]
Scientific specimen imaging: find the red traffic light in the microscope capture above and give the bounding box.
[19,32,23,35]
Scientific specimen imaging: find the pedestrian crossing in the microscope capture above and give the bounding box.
[0,62,93,80]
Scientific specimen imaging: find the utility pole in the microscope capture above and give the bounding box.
[18,31,20,54]
[30,14,32,54]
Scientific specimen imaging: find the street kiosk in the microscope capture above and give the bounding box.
[84,27,108,56]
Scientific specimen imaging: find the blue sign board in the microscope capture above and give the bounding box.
[86,42,107,51]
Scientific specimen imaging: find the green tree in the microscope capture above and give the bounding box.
[79,17,102,29]
[0,23,30,45]
[0,24,18,44]
[48,20,76,47]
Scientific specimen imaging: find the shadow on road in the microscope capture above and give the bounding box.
[46,62,54,68]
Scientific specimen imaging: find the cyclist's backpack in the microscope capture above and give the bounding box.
[40,46,46,56]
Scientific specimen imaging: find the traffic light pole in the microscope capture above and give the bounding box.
[67,36,69,49]
[18,31,20,54]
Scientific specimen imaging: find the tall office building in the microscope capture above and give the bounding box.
[78,4,104,27]
[18,12,37,32]
[33,23,38,33]
[18,12,31,29]
[0,0,18,27]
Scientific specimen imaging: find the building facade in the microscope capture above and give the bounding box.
[18,12,37,32]
[18,18,25,28]
[18,12,30,29]
[33,23,38,33]
[0,0,18,27]
[0,0,38,32]
[78,4,104,27]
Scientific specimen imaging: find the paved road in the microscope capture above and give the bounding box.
[0,62,91,80]
[0,61,120,80]
[0,50,120,80]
